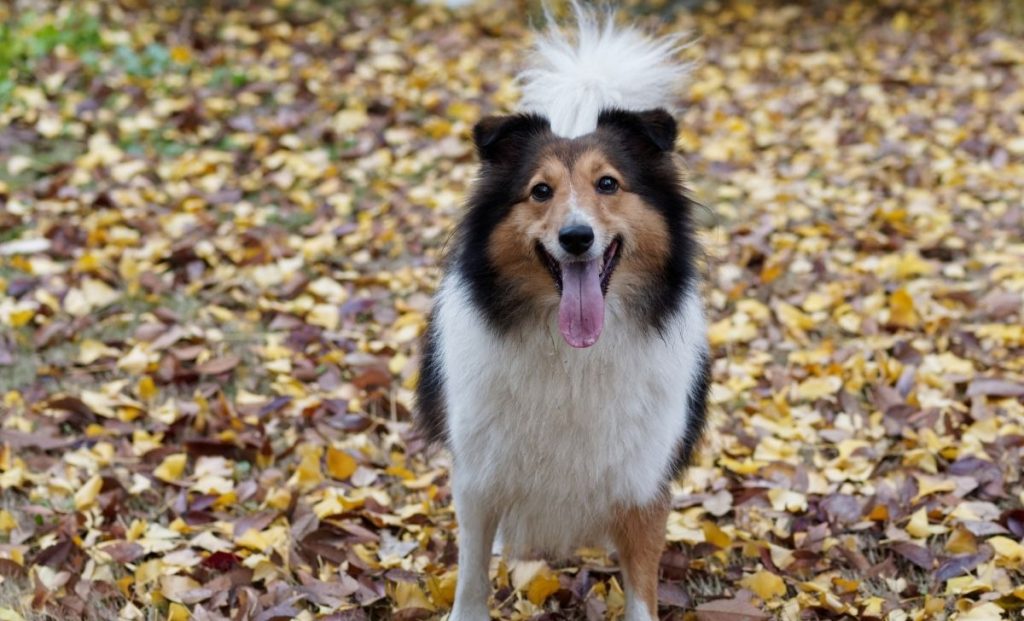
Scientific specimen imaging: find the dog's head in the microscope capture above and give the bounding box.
[458,108,696,348]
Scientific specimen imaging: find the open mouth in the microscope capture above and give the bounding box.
[535,235,622,295]
[535,236,622,348]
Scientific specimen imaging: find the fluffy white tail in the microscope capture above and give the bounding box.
[517,2,691,138]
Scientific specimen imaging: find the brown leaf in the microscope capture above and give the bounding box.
[196,354,241,375]
[657,582,691,609]
[352,367,391,389]
[977,290,1021,319]
[33,538,74,568]
[935,546,993,581]
[966,377,1024,398]
[696,591,768,621]
[889,541,933,569]
[102,541,144,564]
[0,430,76,450]
[233,510,278,538]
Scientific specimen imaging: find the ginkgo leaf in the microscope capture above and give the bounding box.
[153,454,187,483]
[74,474,103,510]
[326,447,358,480]
[740,570,787,601]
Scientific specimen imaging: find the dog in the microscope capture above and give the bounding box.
[416,5,710,620]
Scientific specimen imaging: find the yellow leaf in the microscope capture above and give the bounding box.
[82,278,121,310]
[326,447,357,480]
[74,474,103,510]
[832,577,859,594]
[265,487,292,510]
[760,261,783,284]
[77,339,119,365]
[0,608,26,621]
[708,317,758,346]
[160,575,200,603]
[945,575,991,595]
[988,536,1024,566]
[793,376,841,401]
[235,525,288,553]
[741,569,787,600]
[170,46,191,64]
[391,581,435,611]
[7,308,34,327]
[447,101,480,123]
[290,444,323,490]
[905,507,946,538]
[702,521,732,549]
[867,504,889,521]
[913,475,957,502]
[889,288,917,328]
[955,602,1005,621]
[426,570,457,607]
[154,454,187,483]
[526,567,561,606]
[167,602,190,621]
[862,597,885,616]
[768,489,808,513]
[333,109,368,133]
[891,11,910,32]
[775,301,815,334]
[117,344,152,374]
[137,376,157,401]
[307,303,339,330]
[945,526,977,555]
[719,456,764,475]
[0,510,16,533]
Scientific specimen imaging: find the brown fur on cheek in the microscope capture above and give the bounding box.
[602,193,671,298]
[488,202,561,306]
[487,153,576,308]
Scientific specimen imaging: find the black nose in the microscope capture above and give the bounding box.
[558,225,595,256]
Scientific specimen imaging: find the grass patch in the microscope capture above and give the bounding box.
[0,11,102,107]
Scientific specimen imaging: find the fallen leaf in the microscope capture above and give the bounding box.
[696,590,768,621]
[154,454,188,483]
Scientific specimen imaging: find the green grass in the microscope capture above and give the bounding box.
[0,11,102,107]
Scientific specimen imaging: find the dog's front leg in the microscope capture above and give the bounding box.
[449,489,498,621]
[612,493,671,621]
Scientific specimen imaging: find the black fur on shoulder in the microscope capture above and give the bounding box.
[668,350,711,478]
[415,317,448,446]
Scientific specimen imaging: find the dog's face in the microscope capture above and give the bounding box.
[459,109,696,347]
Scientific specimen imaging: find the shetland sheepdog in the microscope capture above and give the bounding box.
[416,5,710,620]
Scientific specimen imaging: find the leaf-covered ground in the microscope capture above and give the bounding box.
[1,1,1023,619]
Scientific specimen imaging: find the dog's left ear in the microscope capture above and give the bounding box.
[597,108,678,153]
[473,114,551,163]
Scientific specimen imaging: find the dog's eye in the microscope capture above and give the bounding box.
[530,183,553,201]
[596,176,619,194]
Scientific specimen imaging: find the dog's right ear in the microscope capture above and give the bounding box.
[473,114,550,163]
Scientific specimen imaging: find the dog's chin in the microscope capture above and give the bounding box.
[534,237,622,348]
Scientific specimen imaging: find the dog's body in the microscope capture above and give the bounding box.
[417,7,709,620]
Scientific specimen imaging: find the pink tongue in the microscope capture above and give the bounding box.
[558,259,605,348]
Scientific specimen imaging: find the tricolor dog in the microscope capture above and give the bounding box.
[417,6,710,620]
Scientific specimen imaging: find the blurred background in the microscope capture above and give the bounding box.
[1,1,1022,620]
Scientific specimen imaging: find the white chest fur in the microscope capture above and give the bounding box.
[434,276,707,557]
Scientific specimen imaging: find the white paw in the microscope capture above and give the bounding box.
[448,605,490,621]
[623,596,657,621]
